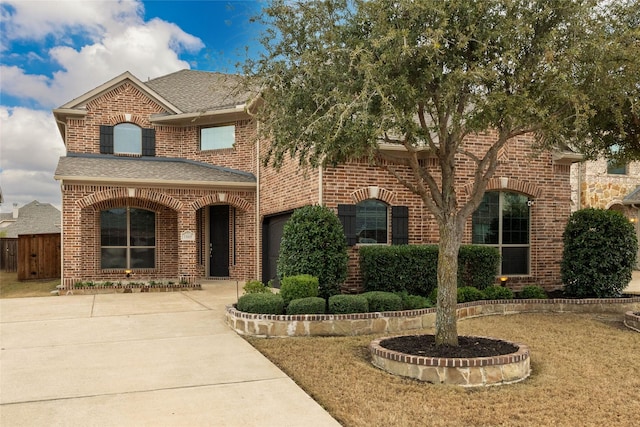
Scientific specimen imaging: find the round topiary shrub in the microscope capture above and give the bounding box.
[237,293,284,314]
[362,291,403,312]
[277,205,348,299]
[280,274,319,306]
[482,285,514,300]
[286,297,327,315]
[328,294,369,314]
[518,285,548,299]
[562,208,638,298]
[457,286,484,303]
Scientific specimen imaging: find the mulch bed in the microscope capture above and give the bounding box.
[380,335,518,358]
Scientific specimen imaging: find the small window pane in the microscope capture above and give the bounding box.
[502,193,529,244]
[101,248,127,269]
[101,208,127,246]
[356,199,387,243]
[114,123,142,154]
[201,125,235,150]
[130,248,155,268]
[502,247,528,275]
[129,209,155,246]
[607,159,626,175]
[472,192,499,244]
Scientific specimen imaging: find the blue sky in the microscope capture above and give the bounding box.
[0,0,266,212]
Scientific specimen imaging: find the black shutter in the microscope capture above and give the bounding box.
[142,128,156,156]
[99,125,114,154]
[338,204,357,246]
[391,206,409,245]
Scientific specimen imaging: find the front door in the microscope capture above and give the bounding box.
[209,205,229,277]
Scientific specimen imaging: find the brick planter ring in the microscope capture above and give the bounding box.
[370,335,530,387]
[624,311,640,332]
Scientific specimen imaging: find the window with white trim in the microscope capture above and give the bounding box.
[472,191,530,275]
[100,207,155,269]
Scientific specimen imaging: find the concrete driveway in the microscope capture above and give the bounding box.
[0,283,340,427]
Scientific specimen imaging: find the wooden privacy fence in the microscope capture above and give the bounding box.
[17,233,61,281]
[0,238,18,272]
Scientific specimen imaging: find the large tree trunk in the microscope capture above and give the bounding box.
[435,216,464,346]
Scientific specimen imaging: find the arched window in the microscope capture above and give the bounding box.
[100,207,155,269]
[114,123,142,155]
[356,199,388,243]
[472,191,530,275]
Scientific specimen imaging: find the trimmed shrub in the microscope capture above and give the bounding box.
[518,285,548,299]
[280,274,319,306]
[395,291,433,310]
[359,244,500,297]
[362,291,403,312]
[277,205,348,299]
[237,293,284,314]
[458,245,501,289]
[286,297,327,315]
[562,208,638,297]
[243,280,272,294]
[457,286,484,303]
[482,285,514,300]
[328,294,369,314]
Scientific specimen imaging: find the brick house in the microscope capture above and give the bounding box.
[54,69,580,292]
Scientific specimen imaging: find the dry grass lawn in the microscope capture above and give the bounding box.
[0,271,59,298]
[248,313,640,427]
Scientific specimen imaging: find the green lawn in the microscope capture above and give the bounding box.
[0,271,59,298]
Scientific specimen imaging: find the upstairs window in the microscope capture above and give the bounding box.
[101,207,155,269]
[607,159,627,175]
[114,123,142,155]
[472,191,530,275]
[201,124,235,150]
[100,124,155,156]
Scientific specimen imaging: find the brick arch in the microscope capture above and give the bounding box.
[464,178,543,199]
[191,193,252,212]
[350,186,396,205]
[106,113,147,127]
[76,188,182,211]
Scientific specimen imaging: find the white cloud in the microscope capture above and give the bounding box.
[2,1,204,108]
[0,107,65,210]
[0,0,206,211]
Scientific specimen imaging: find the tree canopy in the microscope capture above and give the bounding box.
[245,0,640,345]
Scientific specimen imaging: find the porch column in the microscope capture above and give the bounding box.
[177,209,198,283]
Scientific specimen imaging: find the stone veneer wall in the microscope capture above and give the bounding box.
[226,297,640,338]
[624,311,640,332]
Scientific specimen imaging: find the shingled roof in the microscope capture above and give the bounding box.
[145,69,252,113]
[1,201,60,238]
[55,153,256,188]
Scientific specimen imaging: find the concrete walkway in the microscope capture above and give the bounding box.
[0,282,341,427]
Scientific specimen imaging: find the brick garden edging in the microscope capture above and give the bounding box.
[370,336,530,387]
[624,311,640,332]
[225,297,640,337]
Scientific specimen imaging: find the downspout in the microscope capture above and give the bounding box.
[577,162,583,210]
[318,165,323,205]
[55,118,67,288]
[256,122,261,281]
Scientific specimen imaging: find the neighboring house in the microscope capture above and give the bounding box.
[571,159,640,268]
[53,70,579,292]
[0,201,61,238]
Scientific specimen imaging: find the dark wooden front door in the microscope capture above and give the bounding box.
[209,205,229,277]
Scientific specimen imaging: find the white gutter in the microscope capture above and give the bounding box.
[150,105,247,125]
[53,176,256,190]
[256,121,261,281]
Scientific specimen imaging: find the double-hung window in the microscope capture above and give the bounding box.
[472,191,530,275]
[101,207,156,269]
